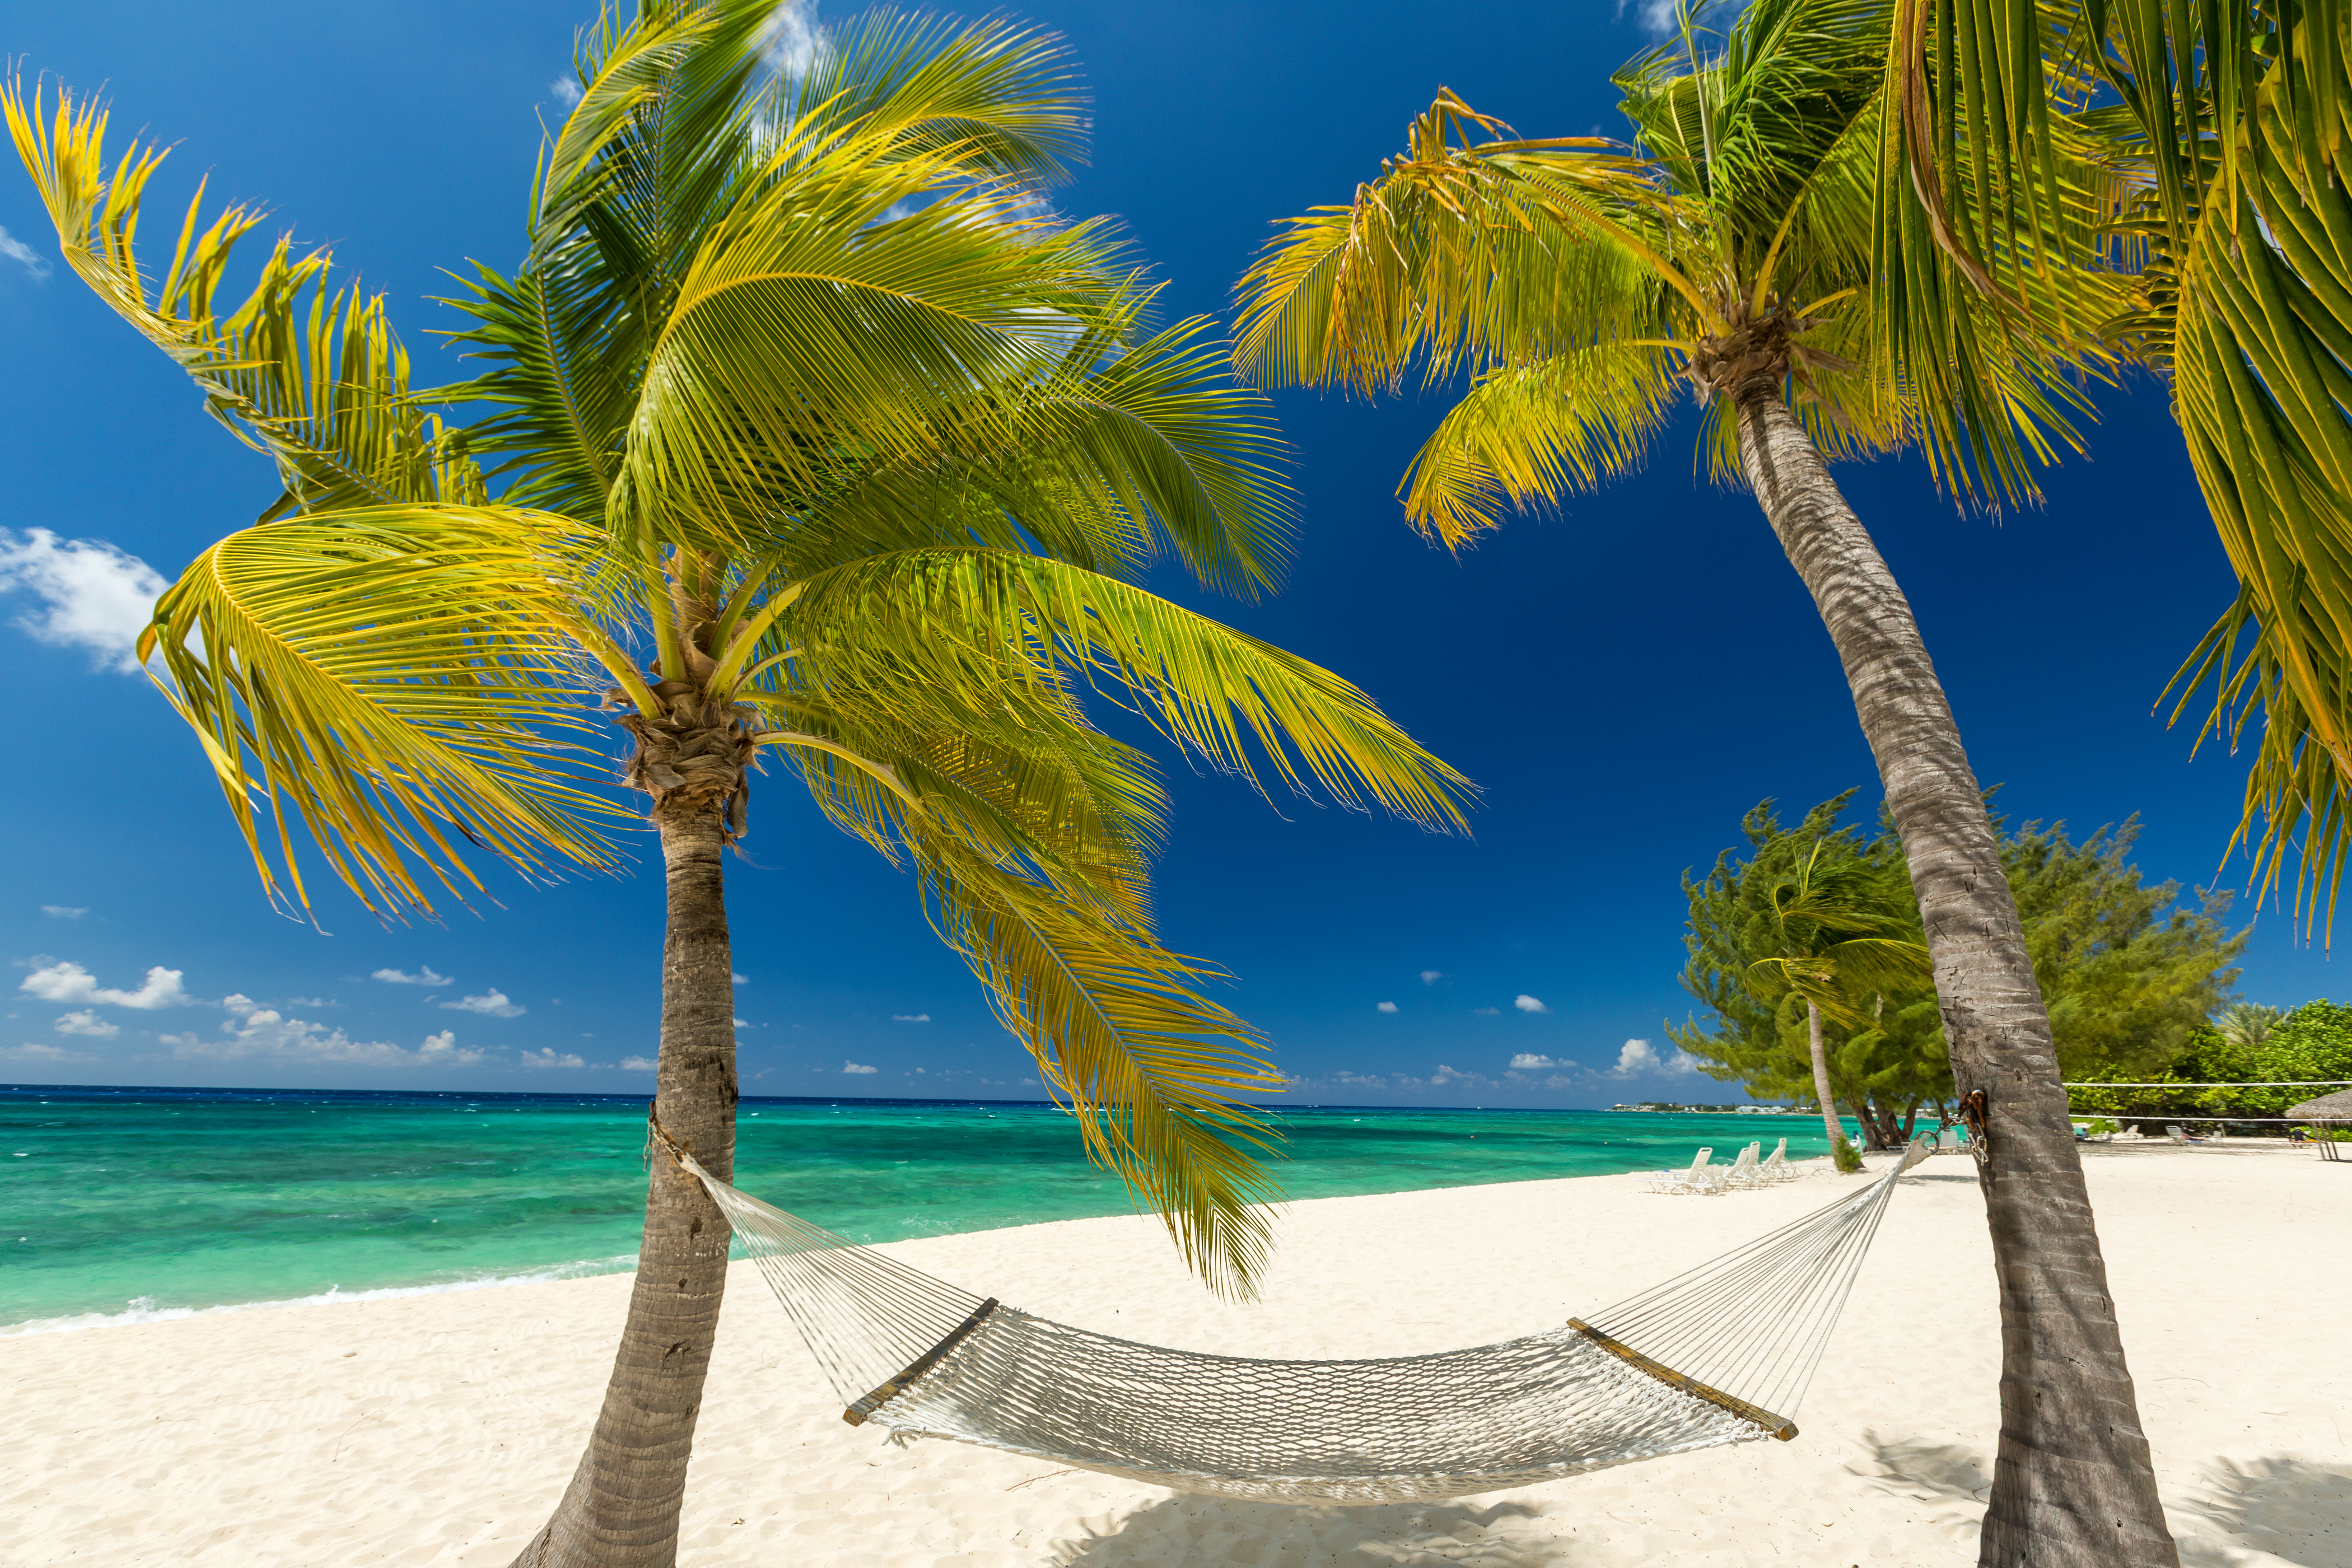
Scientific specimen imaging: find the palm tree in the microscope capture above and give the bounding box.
[1231,0,2175,1558]
[1742,844,1930,1159]
[1915,0,2352,946]
[2214,1002,2283,1052]
[4,8,1468,1566]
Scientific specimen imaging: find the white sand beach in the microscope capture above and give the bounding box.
[3,1144,2345,1566]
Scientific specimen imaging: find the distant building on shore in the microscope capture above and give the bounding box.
[1608,1102,1801,1113]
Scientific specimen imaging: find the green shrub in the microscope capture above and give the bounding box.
[1832,1135,1866,1173]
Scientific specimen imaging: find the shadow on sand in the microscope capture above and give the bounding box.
[2174,1455,2352,1566]
[1852,1430,2352,1565]
[1050,1495,1564,1567]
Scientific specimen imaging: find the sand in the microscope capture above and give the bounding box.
[3,1142,2346,1566]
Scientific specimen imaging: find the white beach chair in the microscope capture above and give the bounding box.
[1723,1142,1763,1191]
[1754,1137,1791,1183]
[1641,1147,1714,1194]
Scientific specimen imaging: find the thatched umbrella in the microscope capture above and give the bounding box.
[2285,1089,2352,1126]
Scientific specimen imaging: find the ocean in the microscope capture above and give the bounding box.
[0,1085,1847,1334]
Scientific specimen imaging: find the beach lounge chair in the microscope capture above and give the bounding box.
[1754,1137,1791,1183]
[1722,1142,1762,1191]
[1641,1147,1714,1194]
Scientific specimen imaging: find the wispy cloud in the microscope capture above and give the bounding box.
[842,1060,878,1074]
[1429,1063,1494,1088]
[20,960,190,1010]
[442,989,526,1018]
[0,1041,77,1063]
[1615,0,1684,34]
[1514,994,1550,1014]
[1509,1052,1562,1070]
[0,225,50,281]
[619,1055,656,1071]
[1419,970,1444,985]
[40,906,86,919]
[761,0,821,75]
[1376,1000,1400,1014]
[1472,1006,1500,1016]
[732,972,749,985]
[0,530,169,673]
[516,1046,585,1070]
[549,76,584,108]
[372,967,451,987]
[891,1012,931,1023]
[54,1009,118,1038]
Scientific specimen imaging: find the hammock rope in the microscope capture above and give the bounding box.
[672,1133,1928,1505]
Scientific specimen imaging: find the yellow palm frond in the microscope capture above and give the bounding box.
[3,80,478,521]
[142,505,633,916]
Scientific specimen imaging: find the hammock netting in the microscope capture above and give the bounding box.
[677,1140,1926,1505]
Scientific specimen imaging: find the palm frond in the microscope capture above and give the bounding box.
[141,505,631,916]
[782,548,1476,831]
[2,80,479,521]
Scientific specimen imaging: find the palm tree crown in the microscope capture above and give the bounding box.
[4,2,1471,1296]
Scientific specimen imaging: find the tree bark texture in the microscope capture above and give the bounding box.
[1733,386,2177,1567]
[513,799,738,1568]
[1807,1000,1844,1153]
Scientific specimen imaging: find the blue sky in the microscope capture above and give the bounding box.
[0,0,2322,1105]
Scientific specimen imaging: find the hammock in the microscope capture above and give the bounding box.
[675,1137,1928,1505]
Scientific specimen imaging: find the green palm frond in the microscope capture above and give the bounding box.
[3,81,479,522]
[781,548,1475,830]
[920,833,1282,1298]
[1400,348,1678,546]
[141,505,632,916]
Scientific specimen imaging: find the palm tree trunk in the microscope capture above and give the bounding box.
[513,798,738,1568]
[1732,385,2177,1567]
[1806,1000,1843,1152]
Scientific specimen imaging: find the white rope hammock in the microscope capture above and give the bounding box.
[673,1137,1929,1505]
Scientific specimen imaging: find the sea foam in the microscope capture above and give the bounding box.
[1,1253,637,1338]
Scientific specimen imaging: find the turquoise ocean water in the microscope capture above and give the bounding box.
[0,1086,1850,1333]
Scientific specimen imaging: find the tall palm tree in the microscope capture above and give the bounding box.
[1232,0,2175,1559]
[1915,0,2352,946]
[5,8,1469,1566]
[1742,844,1930,1156]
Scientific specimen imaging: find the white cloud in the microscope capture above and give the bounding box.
[1375,1001,1400,1014]
[1612,1038,1700,1077]
[842,1060,878,1074]
[53,1009,118,1038]
[0,1042,77,1063]
[619,1055,657,1072]
[442,989,526,1018]
[891,1013,931,1023]
[40,906,86,919]
[1514,995,1550,1014]
[1509,1052,1561,1070]
[0,529,169,673]
[0,225,49,280]
[760,0,821,75]
[516,1047,585,1070]
[1420,970,1444,985]
[548,76,584,108]
[372,966,451,987]
[732,973,749,985]
[20,960,190,1010]
[1429,1063,1494,1088]
[171,998,483,1066]
[1472,1006,1500,1016]
[733,1016,749,1028]
[1616,0,1682,34]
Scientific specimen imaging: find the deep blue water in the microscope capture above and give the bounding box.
[0,1085,1845,1331]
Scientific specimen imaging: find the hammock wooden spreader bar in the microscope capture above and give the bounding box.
[1566,1319,1799,1441]
[844,1298,1001,1426]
